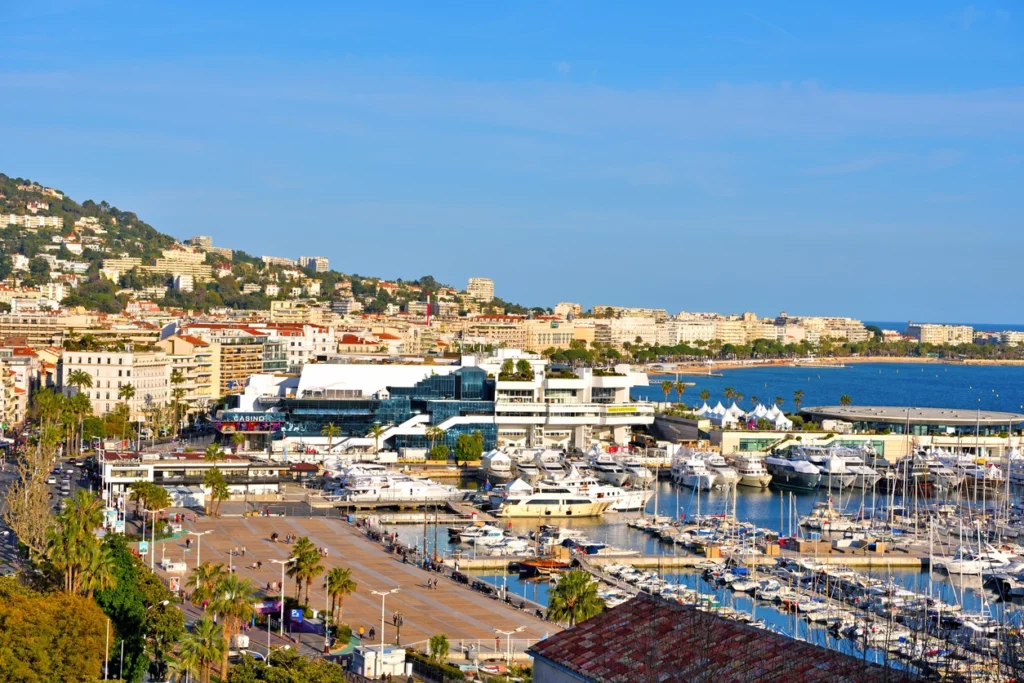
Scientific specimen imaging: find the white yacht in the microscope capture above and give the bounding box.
[792,446,856,489]
[481,450,514,484]
[728,454,772,489]
[588,453,631,487]
[672,457,717,491]
[896,453,962,490]
[831,446,882,490]
[512,454,542,484]
[493,486,611,518]
[699,452,739,487]
[338,473,460,502]
[621,459,656,487]
[935,545,1015,575]
[456,525,507,546]
[545,472,653,512]
[535,450,567,480]
[961,462,1006,494]
[764,456,821,491]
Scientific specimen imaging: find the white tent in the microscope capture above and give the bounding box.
[726,402,745,419]
[766,405,782,419]
[695,402,711,416]
[772,413,794,430]
[749,404,768,419]
[712,401,727,416]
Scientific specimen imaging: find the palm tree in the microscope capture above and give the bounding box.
[547,569,605,627]
[660,380,672,404]
[180,616,223,683]
[170,370,186,435]
[734,392,744,406]
[699,388,711,403]
[66,370,93,454]
[429,634,450,665]
[209,573,257,679]
[424,425,445,451]
[129,480,153,515]
[793,389,805,412]
[230,431,245,453]
[326,567,357,624]
[320,422,341,454]
[775,396,784,408]
[674,381,686,405]
[186,562,228,609]
[840,394,852,406]
[750,395,759,407]
[366,423,387,453]
[204,443,223,462]
[723,386,735,403]
[67,391,92,455]
[202,468,228,516]
[80,541,117,599]
[117,383,136,442]
[287,536,324,605]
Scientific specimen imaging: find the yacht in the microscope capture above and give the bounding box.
[799,500,859,533]
[672,457,717,491]
[588,453,631,487]
[764,456,821,491]
[728,454,773,489]
[535,450,567,480]
[935,545,1015,575]
[481,450,515,484]
[493,486,611,518]
[456,525,507,546]
[961,463,1006,495]
[831,447,882,490]
[895,453,962,491]
[512,454,542,484]
[792,446,855,489]
[700,452,740,487]
[538,472,653,512]
[338,473,461,502]
[621,459,656,487]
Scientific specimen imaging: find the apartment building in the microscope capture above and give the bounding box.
[1,215,63,230]
[593,306,670,321]
[553,302,582,319]
[907,323,974,345]
[462,315,526,348]
[0,313,66,347]
[249,323,335,372]
[298,256,329,272]
[777,314,869,343]
[331,298,363,316]
[60,348,172,417]
[524,319,575,352]
[594,317,660,348]
[261,255,297,268]
[178,324,288,395]
[466,277,495,302]
[154,334,220,413]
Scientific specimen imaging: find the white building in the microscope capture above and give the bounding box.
[174,274,195,292]
[59,349,172,417]
[466,277,494,302]
[298,256,329,272]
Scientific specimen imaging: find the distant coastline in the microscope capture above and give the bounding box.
[644,355,1024,376]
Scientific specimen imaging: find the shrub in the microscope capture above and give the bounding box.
[406,649,466,680]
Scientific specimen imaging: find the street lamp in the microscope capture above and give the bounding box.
[270,557,297,640]
[370,588,400,678]
[143,508,160,570]
[494,626,526,665]
[186,530,212,570]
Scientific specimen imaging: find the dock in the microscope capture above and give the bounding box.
[306,493,499,523]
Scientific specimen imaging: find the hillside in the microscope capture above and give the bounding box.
[0,173,537,316]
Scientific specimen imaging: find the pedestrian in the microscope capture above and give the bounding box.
[241,546,246,557]
[359,626,365,639]
[369,626,376,640]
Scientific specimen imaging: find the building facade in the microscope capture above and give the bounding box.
[59,349,172,417]
[466,277,495,302]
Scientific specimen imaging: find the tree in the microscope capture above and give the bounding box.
[287,536,324,606]
[430,443,450,461]
[229,431,246,453]
[117,382,136,441]
[320,422,341,453]
[514,359,533,379]
[454,433,483,462]
[179,616,224,683]
[66,370,93,453]
[424,425,445,450]
[674,381,686,404]
[547,569,605,627]
[204,443,223,462]
[186,562,229,609]
[839,394,852,406]
[775,396,784,408]
[170,370,186,436]
[202,468,229,516]
[723,386,734,402]
[750,395,759,407]
[326,567,357,624]
[0,578,109,683]
[734,392,744,406]
[660,380,672,403]
[699,388,711,403]
[793,389,805,412]
[429,633,450,665]
[209,574,257,680]
[366,424,387,453]
[145,600,185,682]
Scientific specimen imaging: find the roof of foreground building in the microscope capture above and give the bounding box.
[528,593,916,683]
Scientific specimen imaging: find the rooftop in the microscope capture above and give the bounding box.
[802,405,1024,426]
[528,594,911,683]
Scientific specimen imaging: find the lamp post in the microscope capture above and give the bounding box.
[494,626,525,666]
[143,508,159,570]
[370,588,400,678]
[186,530,212,570]
[270,557,297,639]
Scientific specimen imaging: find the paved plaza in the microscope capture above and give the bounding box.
[157,515,555,653]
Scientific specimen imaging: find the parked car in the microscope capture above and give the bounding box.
[46,476,57,485]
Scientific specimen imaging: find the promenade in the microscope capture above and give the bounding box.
[157,515,555,652]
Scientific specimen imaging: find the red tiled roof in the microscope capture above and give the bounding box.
[175,334,209,347]
[528,594,912,683]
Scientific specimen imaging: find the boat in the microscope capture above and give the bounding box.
[792,446,856,489]
[493,486,611,518]
[511,452,542,484]
[830,446,882,489]
[540,471,653,512]
[934,545,1015,575]
[699,452,740,487]
[518,558,571,578]
[456,525,507,546]
[799,500,859,533]
[672,457,717,491]
[588,453,631,486]
[481,450,515,484]
[621,459,656,487]
[535,450,567,480]
[728,454,773,489]
[764,456,821,491]
[336,473,461,502]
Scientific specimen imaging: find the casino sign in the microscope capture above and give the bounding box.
[214,412,285,434]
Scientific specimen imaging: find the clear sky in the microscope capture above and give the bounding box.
[2,2,1022,321]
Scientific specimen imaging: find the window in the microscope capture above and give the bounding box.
[107,358,111,364]
[118,358,123,365]
[118,370,122,377]
[106,393,110,400]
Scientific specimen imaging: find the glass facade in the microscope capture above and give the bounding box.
[267,367,498,449]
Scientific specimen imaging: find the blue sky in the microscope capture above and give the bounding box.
[2,2,1022,321]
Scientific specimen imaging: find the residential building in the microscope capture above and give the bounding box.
[907,322,974,345]
[11,254,29,271]
[331,298,363,316]
[0,313,65,347]
[777,313,868,342]
[265,284,280,297]
[173,274,194,292]
[59,348,172,418]
[1001,331,1024,346]
[154,334,220,414]
[298,255,329,272]
[188,236,213,248]
[261,255,297,268]
[528,594,898,683]
[249,323,335,372]
[553,302,582,319]
[462,315,526,349]
[466,277,494,302]
[1,215,63,230]
[524,318,575,352]
[658,319,717,345]
[594,317,659,348]
[592,305,670,321]
[178,323,288,395]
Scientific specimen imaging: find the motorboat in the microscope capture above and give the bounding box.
[792,446,856,489]
[764,456,821,491]
[493,486,612,518]
[535,450,567,480]
[934,545,1015,575]
[831,446,882,489]
[728,454,773,489]
[337,473,460,502]
[799,500,860,533]
[621,459,656,487]
[699,452,739,487]
[537,471,653,512]
[672,457,717,491]
[481,449,515,484]
[456,525,507,546]
[588,453,631,487]
[512,454,542,484]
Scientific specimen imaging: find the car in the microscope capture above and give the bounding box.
[60,489,71,496]
[46,476,57,485]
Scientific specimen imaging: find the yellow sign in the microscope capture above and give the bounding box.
[606,406,637,414]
